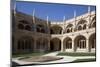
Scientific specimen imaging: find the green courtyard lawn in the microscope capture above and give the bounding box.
[72,58,96,63]
[12,52,50,58]
[57,52,96,57]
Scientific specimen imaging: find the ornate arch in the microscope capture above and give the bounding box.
[77,19,87,25]
[77,25,82,30]
[76,19,87,31]
[25,25,31,31]
[65,24,73,33]
[50,25,62,34]
[36,24,46,33]
[18,20,32,31]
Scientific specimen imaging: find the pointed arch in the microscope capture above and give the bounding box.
[36,24,46,33]
[50,25,62,34]
[77,19,87,25]
[65,24,73,33]
[25,25,31,31]
[77,25,82,31]
[18,20,32,31]
[76,19,87,31]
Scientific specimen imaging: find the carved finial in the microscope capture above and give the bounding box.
[74,10,76,18]
[14,1,16,16]
[33,9,35,23]
[88,6,91,13]
[46,15,49,25]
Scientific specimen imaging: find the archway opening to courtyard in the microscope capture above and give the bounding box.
[17,36,34,53]
[89,33,96,51]
[77,25,82,31]
[18,20,32,31]
[36,38,48,52]
[36,24,46,33]
[50,38,61,51]
[76,19,87,31]
[65,24,73,33]
[63,37,72,51]
[74,35,86,51]
[25,25,31,31]
[50,25,62,34]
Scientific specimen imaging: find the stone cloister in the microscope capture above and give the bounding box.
[12,9,96,53]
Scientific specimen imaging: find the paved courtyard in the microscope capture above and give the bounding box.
[12,51,95,65]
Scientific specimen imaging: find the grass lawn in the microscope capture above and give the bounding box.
[12,52,50,58]
[57,52,96,57]
[72,58,96,63]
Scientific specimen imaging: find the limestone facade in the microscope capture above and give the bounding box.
[12,11,96,53]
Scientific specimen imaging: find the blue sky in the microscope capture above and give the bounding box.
[16,1,96,21]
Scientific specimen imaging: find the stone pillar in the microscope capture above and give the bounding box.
[61,30,63,34]
[72,28,74,32]
[62,28,64,34]
[86,39,90,52]
[61,39,64,52]
[72,39,75,52]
